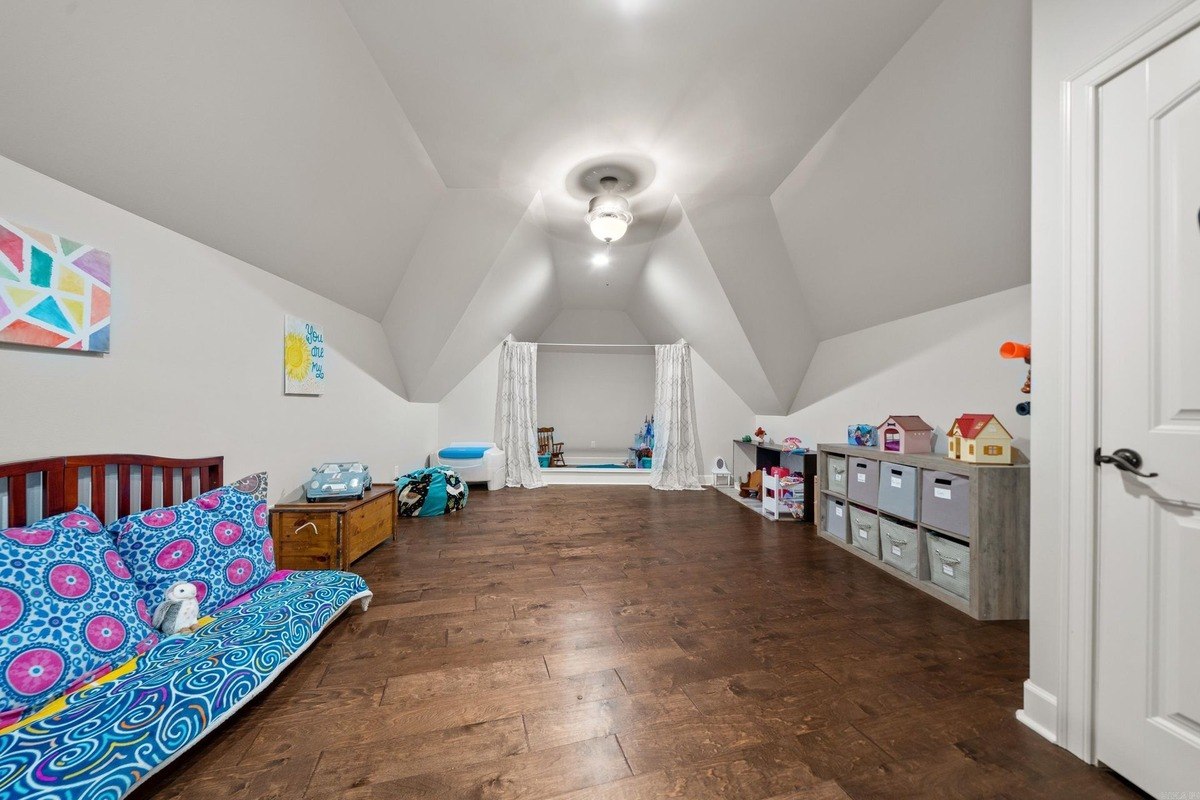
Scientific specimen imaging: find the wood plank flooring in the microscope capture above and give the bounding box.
[136,486,1142,799]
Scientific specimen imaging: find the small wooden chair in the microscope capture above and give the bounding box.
[537,427,566,467]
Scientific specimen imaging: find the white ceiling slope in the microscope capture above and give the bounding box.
[0,0,445,319]
[680,195,819,408]
[771,0,1032,338]
[381,188,542,401]
[0,1,1031,414]
[408,192,559,403]
[341,0,941,309]
[538,310,650,346]
[628,198,785,414]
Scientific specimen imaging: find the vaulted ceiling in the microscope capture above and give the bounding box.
[0,0,1030,414]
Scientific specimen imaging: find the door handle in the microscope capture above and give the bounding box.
[1094,447,1159,478]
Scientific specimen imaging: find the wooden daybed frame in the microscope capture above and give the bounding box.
[0,454,223,526]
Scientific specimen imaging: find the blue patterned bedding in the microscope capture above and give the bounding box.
[0,570,370,799]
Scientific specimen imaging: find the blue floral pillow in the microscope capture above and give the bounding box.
[110,472,274,618]
[0,506,159,727]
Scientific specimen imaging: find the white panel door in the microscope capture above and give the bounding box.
[1095,22,1200,798]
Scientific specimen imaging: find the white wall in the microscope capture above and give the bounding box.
[437,343,754,479]
[1028,0,1182,756]
[437,342,501,448]
[537,353,655,462]
[0,155,438,504]
[691,350,757,479]
[757,285,1031,454]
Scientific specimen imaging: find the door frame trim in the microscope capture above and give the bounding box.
[1056,0,1200,762]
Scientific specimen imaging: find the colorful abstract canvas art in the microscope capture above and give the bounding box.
[0,218,111,352]
[284,315,325,395]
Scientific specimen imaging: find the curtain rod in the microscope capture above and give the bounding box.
[538,342,656,349]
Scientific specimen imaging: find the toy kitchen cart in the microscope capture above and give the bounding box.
[817,444,1029,620]
[713,440,817,523]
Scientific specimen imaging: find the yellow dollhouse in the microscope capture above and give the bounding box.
[947,414,1013,465]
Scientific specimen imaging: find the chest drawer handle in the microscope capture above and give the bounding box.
[295,521,320,536]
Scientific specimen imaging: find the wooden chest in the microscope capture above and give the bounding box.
[269,483,397,571]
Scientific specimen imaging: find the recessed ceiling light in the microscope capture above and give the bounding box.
[592,253,610,267]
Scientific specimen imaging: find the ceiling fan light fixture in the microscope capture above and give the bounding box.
[588,213,630,243]
[585,176,633,243]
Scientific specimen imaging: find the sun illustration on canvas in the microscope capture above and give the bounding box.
[285,331,311,382]
[284,315,325,394]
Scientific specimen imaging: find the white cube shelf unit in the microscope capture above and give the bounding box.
[816,443,1029,621]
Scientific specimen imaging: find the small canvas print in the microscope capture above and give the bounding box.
[284,315,325,395]
[0,217,111,352]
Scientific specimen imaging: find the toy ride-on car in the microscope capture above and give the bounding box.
[306,462,372,501]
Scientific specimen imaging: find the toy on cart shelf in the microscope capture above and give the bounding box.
[781,436,806,453]
[947,414,1014,465]
[876,416,933,454]
[1000,341,1032,416]
[781,474,807,519]
[847,424,878,447]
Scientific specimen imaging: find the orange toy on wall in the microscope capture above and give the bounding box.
[1000,341,1031,415]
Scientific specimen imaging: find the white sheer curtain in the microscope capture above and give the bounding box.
[494,339,545,489]
[650,341,703,491]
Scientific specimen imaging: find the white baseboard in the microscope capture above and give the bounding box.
[536,469,713,487]
[1017,679,1058,744]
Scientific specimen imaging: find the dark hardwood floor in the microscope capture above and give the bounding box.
[140,486,1141,799]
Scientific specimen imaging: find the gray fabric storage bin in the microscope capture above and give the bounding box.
[880,517,920,577]
[848,505,880,558]
[876,461,918,520]
[847,457,879,505]
[921,471,971,537]
[823,495,847,539]
[826,455,848,495]
[927,532,971,600]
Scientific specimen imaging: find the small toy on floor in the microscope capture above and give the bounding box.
[739,470,763,498]
[153,581,201,635]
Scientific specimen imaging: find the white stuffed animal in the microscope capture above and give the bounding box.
[152,581,201,635]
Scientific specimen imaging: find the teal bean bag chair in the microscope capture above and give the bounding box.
[396,466,468,517]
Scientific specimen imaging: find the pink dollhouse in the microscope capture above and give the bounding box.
[877,415,933,454]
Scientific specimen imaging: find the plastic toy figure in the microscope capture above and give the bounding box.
[1000,341,1031,416]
